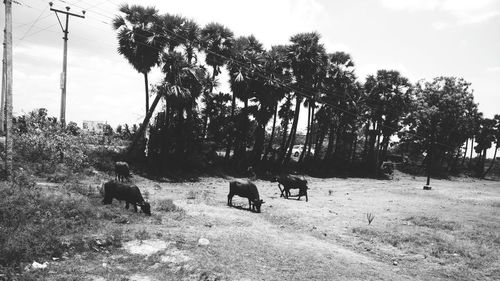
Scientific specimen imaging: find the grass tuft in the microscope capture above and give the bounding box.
[404,216,461,231]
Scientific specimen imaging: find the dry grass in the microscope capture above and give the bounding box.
[404,216,461,230]
[7,173,500,281]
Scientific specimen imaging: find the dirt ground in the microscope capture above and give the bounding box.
[30,171,500,281]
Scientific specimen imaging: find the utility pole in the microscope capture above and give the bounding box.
[4,0,13,180]
[49,2,85,127]
[1,27,6,134]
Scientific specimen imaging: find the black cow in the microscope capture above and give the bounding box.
[115,161,131,182]
[227,180,264,213]
[102,180,151,215]
[272,175,308,202]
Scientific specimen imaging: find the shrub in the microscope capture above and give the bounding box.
[157,199,182,212]
[0,177,97,266]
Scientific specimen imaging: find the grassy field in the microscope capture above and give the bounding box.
[13,171,500,281]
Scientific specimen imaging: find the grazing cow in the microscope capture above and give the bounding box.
[272,175,308,202]
[102,180,151,216]
[115,161,131,182]
[227,180,264,213]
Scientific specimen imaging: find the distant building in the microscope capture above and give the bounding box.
[82,120,106,134]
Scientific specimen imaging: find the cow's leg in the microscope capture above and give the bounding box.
[102,195,112,205]
[278,183,285,198]
[125,202,130,209]
[227,194,232,206]
[133,204,138,212]
[248,198,252,211]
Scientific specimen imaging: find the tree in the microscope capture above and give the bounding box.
[401,77,478,175]
[483,114,500,177]
[281,32,327,165]
[227,35,266,164]
[262,45,290,161]
[364,70,413,169]
[474,117,496,177]
[112,4,164,115]
[200,23,234,136]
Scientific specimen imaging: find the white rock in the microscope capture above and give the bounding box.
[31,261,48,269]
[198,238,210,246]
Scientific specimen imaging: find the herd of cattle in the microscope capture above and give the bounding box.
[101,162,309,215]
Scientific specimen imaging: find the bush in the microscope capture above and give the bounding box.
[156,199,182,212]
[0,176,98,266]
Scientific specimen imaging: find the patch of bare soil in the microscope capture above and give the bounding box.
[32,172,500,280]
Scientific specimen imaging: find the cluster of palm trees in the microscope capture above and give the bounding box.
[113,4,499,177]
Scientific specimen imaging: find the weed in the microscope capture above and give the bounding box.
[110,228,124,247]
[157,199,183,212]
[0,180,98,266]
[186,190,197,200]
[366,213,375,225]
[328,190,333,196]
[404,216,461,231]
[134,230,150,243]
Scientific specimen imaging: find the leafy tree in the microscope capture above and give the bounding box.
[401,77,478,174]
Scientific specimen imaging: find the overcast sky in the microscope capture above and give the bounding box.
[1,0,499,134]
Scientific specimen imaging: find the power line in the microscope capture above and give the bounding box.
[19,5,48,40]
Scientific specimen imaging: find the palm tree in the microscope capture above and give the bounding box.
[178,19,200,64]
[200,23,234,136]
[282,32,327,164]
[112,4,164,115]
[227,35,265,162]
[262,45,290,161]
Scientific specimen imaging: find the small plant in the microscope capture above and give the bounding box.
[366,212,375,225]
[186,190,197,200]
[328,190,333,196]
[157,199,182,212]
[110,228,124,247]
[134,229,150,243]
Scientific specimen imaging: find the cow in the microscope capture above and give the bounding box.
[227,180,264,213]
[115,161,131,182]
[102,180,151,216]
[271,174,309,202]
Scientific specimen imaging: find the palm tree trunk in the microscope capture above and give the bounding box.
[468,137,474,167]
[461,138,469,166]
[483,146,498,178]
[351,133,358,162]
[307,102,316,157]
[127,94,162,155]
[299,103,311,163]
[314,128,325,160]
[282,97,302,164]
[203,69,217,137]
[225,93,236,159]
[264,102,278,160]
[278,117,290,161]
[143,72,149,115]
[324,123,336,162]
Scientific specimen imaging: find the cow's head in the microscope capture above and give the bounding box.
[140,202,152,216]
[253,199,265,213]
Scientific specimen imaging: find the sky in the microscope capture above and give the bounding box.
[1,0,499,137]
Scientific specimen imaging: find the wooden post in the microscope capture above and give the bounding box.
[4,0,13,180]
